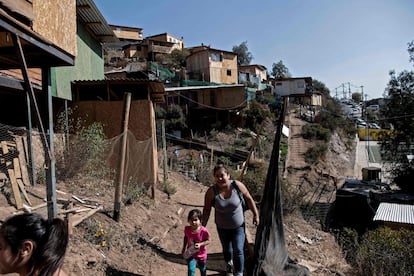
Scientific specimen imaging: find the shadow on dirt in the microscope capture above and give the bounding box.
[106,266,144,276]
[139,235,227,274]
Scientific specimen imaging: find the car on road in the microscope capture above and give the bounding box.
[368,123,381,129]
[354,118,367,128]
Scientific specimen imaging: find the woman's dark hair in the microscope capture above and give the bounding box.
[187,209,202,221]
[213,160,228,174]
[0,213,68,276]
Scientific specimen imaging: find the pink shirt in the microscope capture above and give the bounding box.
[184,225,210,261]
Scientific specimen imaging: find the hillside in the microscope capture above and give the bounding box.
[0,106,355,275]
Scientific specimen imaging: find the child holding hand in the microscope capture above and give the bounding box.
[182,209,211,276]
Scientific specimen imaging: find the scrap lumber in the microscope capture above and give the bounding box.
[59,207,93,215]
[13,158,21,179]
[66,199,74,235]
[71,206,103,227]
[1,141,8,155]
[13,203,48,215]
[7,169,23,209]
[72,195,86,204]
[26,202,47,212]
[15,137,30,186]
[2,141,11,167]
[16,179,31,206]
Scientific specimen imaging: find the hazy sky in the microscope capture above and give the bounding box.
[94,0,413,99]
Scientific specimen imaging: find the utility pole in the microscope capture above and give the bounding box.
[342,83,346,99]
[360,86,364,106]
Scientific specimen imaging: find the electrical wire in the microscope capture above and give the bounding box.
[170,91,248,111]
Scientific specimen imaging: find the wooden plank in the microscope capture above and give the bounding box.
[13,158,22,179]
[16,179,32,206]
[6,141,16,148]
[15,137,31,186]
[2,141,12,168]
[66,199,74,236]
[8,169,23,209]
[72,206,103,227]
[22,136,29,161]
[1,141,8,155]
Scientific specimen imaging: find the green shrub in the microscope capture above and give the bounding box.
[302,123,331,141]
[155,104,187,132]
[304,142,327,164]
[240,165,267,201]
[78,122,109,178]
[162,180,177,198]
[125,176,147,204]
[337,227,359,264]
[280,142,288,163]
[57,122,110,180]
[356,227,414,275]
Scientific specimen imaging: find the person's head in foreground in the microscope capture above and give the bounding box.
[0,213,68,276]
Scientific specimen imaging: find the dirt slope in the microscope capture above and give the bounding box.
[59,171,351,276]
[0,108,355,275]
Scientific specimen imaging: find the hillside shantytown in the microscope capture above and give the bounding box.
[0,1,413,275]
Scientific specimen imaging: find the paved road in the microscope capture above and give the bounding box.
[354,138,390,183]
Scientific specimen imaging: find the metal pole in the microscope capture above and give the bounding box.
[43,67,57,219]
[161,119,168,183]
[25,92,36,186]
[64,100,70,153]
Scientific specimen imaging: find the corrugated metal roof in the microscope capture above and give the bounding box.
[76,0,118,43]
[165,84,244,91]
[373,202,414,225]
[72,78,165,103]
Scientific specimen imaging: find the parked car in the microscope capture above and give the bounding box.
[368,123,381,129]
[354,118,366,124]
[366,105,379,112]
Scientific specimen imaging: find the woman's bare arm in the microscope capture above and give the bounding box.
[202,187,214,227]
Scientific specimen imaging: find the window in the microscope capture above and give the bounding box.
[210,53,221,61]
[227,69,232,76]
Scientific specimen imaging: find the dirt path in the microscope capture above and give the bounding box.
[157,174,226,275]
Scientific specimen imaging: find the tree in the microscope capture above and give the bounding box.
[232,41,253,66]
[243,100,272,133]
[380,41,414,193]
[155,104,187,132]
[157,49,190,71]
[271,60,291,78]
[408,40,414,64]
[312,79,330,97]
[352,92,362,103]
[170,48,190,69]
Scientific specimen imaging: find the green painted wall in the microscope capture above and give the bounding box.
[52,23,104,100]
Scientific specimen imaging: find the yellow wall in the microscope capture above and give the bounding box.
[358,129,393,141]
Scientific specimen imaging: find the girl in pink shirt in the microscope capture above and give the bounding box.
[182,209,211,276]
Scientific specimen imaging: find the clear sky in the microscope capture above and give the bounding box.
[94,0,413,100]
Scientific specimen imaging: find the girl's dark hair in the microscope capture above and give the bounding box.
[187,209,202,221]
[213,160,228,174]
[0,213,68,276]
